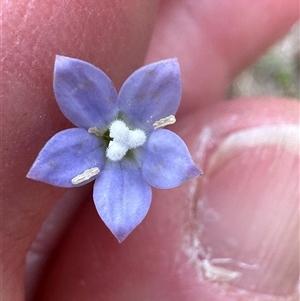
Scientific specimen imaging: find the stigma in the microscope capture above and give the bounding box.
[106,120,146,161]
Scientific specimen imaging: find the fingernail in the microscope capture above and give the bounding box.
[189,125,299,297]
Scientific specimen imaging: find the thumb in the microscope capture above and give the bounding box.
[183,98,299,298]
[33,98,299,300]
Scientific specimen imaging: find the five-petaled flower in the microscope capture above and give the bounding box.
[27,55,202,242]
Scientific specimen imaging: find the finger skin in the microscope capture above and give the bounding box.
[146,0,299,108]
[34,98,299,301]
[2,0,298,299]
[2,1,159,300]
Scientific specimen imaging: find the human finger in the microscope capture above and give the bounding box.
[2,1,159,299]
[34,98,299,300]
[145,0,299,109]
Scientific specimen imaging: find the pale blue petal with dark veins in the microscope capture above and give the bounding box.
[93,159,152,242]
[27,128,104,187]
[118,59,181,132]
[142,129,202,189]
[54,55,118,129]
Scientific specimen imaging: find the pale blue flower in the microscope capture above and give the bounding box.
[27,55,202,242]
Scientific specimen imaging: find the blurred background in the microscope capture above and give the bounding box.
[227,22,299,100]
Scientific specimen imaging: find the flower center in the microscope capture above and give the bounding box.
[106,120,146,161]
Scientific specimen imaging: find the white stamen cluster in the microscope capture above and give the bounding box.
[106,120,146,161]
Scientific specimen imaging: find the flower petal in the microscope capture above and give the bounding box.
[54,55,118,129]
[93,159,152,242]
[118,58,181,132]
[142,129,202,189]
[27,129,104,187]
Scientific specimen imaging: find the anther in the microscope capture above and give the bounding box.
[88,127,102,136]
[71,167,100,185]
[153,115,176,129]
